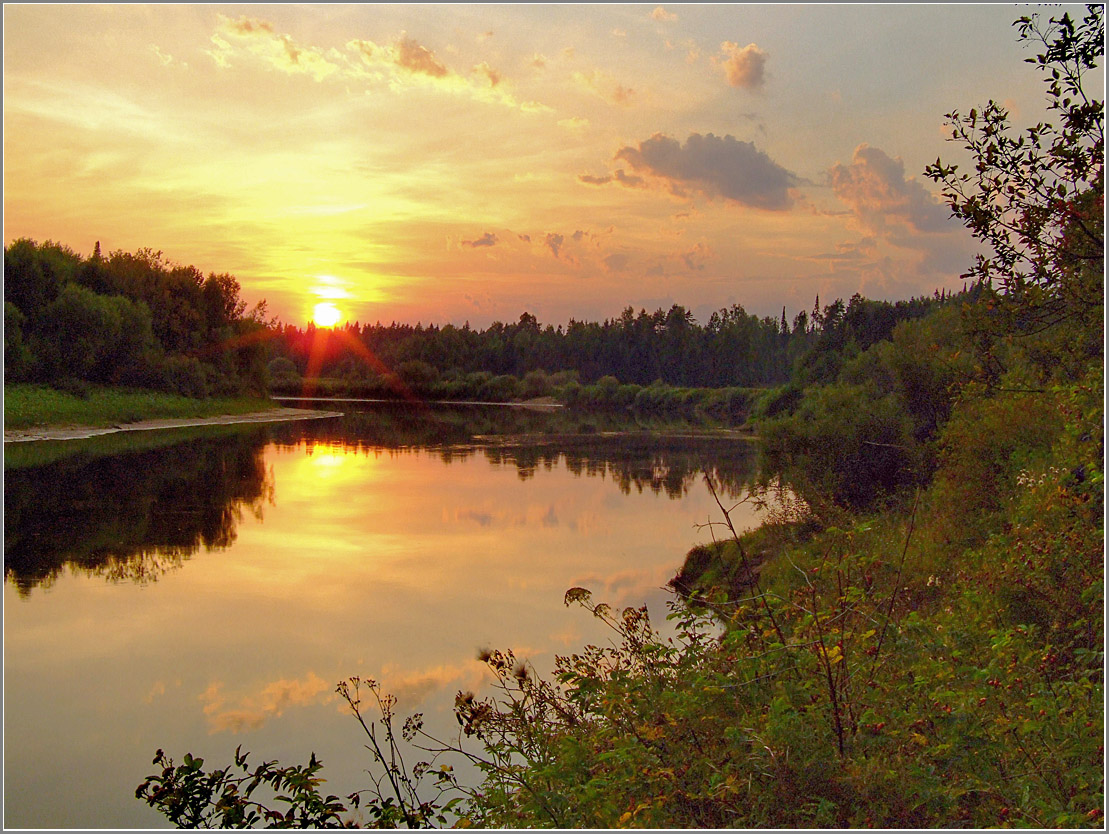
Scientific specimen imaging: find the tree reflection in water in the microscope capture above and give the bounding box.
[5,404,766,595]
[4,428,274,596]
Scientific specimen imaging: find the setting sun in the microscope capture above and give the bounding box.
[312,301,342,328]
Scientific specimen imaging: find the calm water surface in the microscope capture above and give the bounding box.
[4,404,770,828]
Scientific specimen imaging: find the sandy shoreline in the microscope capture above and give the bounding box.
[3,408,343,443]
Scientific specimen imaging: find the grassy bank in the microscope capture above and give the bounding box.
[3,384,276,431]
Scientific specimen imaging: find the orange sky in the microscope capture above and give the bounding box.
[3,3,1081,327]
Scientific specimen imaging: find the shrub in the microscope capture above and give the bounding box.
[158,357,211,398]
[266,357,299,387]
[396,359,439,387]
[520,369,552,399]
[478,374,520,402]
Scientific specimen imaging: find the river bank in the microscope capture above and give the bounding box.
[3,407,342,443]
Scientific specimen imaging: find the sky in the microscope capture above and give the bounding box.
[3,3,1093,328]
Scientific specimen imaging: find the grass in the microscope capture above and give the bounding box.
[3,384,277,431]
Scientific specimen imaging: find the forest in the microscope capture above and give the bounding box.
[4,229,968,422]
[4,241,271,398]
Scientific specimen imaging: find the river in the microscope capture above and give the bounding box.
[3,402,772,828]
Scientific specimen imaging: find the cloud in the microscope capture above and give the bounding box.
[212,14,340,81]
[224,16,274,36]
[651,6,678,22]
[681,241,712,270]
[200,672,332,734]
[604,253,631,272]
[558,116,590,133]
[613,132,796,210]
[473,61,501,87]
[716,42,768,90]
[346,34,548,113]
[378,663,477,706]
[394,34,449,77]
[149,45,175,68]
[819,144,977,285]
[544,233,565,258]
[463,232,498,248]
[577,169,645,188]
[573,70,635,107]
[828,144,951,234]
[807,237,879,262]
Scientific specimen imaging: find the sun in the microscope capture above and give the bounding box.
[312,301,343,328]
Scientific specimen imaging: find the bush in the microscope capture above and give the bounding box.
[759,381,921,510]
[266,357,300,387]
[396,359,439,387]
[520,369,552,399]
[157,356,210,398]
[752,383,803,419]
[478,374,520,402]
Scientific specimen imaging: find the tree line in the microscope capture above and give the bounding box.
[4,240,270,397]
[268,292,962,393]
[5,232,968,410]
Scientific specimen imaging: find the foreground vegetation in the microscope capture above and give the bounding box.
[3,384,275,431]
[120,6,1109,828]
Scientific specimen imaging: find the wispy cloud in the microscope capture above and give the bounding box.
[200,672,332,734]
[209,16,545,112]
[544,232,565,258]
[578,169,646,188]
[211,14,341,81]
[650,7,678,22]
[573,70,635,107]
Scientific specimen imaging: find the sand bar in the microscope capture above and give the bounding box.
[4,408,343,443]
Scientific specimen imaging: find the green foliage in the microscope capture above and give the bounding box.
[925,5,1104,381]
[4,301,34,381]
[158,356,212,398]
[396,359,440,387]
[266,357,300,387]
[34,283,156,384]
[520,368,552,399]
[758,379,921,511]
[136,748,349,828]
[137,352,1102,824]
[478,374,521,403]
[3,238,77,316]
[3,384,273,431]
[3,239,268,398]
